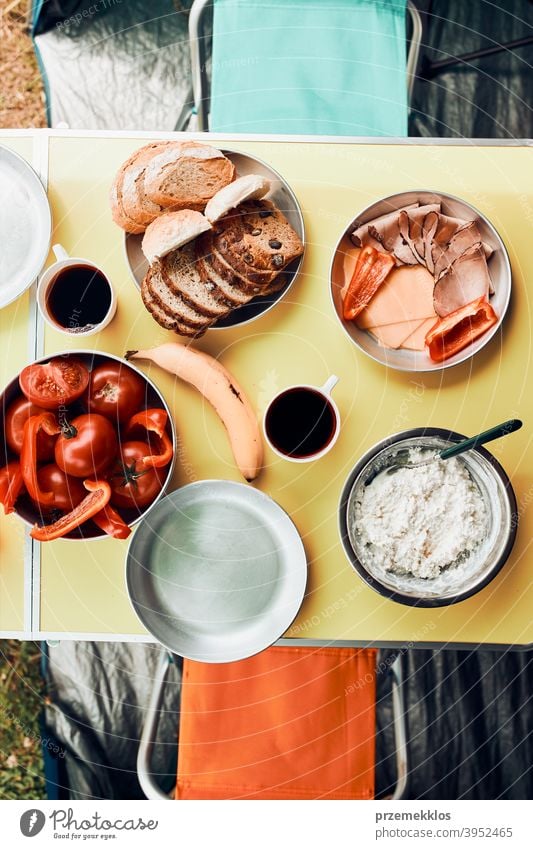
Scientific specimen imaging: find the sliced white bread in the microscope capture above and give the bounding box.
[160,242,231,319]
[205,174,270,223]
[142,209,211,264]
[146,262,212,331]
[141,272,203,337]
[143,142,236,210]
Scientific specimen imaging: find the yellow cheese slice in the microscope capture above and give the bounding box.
[400,317,438,351]
[356,264,435,329]
[368,318,431,349]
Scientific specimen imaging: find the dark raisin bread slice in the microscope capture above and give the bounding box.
[195,233,252,306]
[212,199,304,282]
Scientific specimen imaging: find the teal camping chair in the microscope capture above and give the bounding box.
[189,0,421,134]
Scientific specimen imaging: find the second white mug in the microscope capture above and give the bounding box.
[263,375,341,463]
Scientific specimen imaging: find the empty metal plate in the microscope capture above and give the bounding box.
[0,145,51,309]
[126,480,307,663]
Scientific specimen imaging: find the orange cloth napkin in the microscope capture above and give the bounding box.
[176,646,377,800]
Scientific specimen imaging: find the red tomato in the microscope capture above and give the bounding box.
[110,441,166,509]
[88,362,145,423]
[4,396,57,459]
[55,414,118,478]
[35,464,86,512]
[19,358,90,410]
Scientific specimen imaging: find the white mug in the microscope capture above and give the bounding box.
[263,375,341,463]
[37,244,116,337]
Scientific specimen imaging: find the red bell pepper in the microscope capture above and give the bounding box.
[0,462,24,514]
[125,408,173,469]
[343,245,395,321]
[425,296,498,363]
[31,479,112,541]
[20,413,60,505]
[92,503,131,540]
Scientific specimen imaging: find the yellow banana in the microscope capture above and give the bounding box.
[126,343,263,481]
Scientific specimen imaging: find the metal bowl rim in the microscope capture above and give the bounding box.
[125,479,308,662]
[328,188,512,373]
[338,426,518,607]
[0,349,176,541]
[123,146,306,331]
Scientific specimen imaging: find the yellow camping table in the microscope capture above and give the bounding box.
[0,130,531,649]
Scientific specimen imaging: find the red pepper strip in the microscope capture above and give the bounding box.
[30,480,112,541]
[92,504,131,540]
[20,413,60,505]
[425,296,498,363]
[125,408,173,469]
[0,462,24,514]
[127,407,168,435]
[343,246,395,321]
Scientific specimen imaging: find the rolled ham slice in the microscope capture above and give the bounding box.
[351,203,419,245]
[433,243,491,317]
[422,211,439,274]
[354,203,440,266]
[433,214,493,260]
[432,221,483,280]
[398,210,425,264]
[369,223,418,265]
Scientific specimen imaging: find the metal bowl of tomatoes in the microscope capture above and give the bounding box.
[0,351,176,541]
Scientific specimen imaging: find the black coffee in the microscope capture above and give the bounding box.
[46,264,111,332]
[265,387,336,458]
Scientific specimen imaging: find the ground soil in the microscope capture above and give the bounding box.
[0,0,46,129]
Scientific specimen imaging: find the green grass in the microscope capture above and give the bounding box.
[0,640,46,799]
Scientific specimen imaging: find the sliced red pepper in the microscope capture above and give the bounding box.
[20,413,60,505]
[343,245,395,321]
[92,503,131,540]
[0,462,24,514]
[125,408,173,469]
[126,407,167,437]
[425,296,498,363]
[30,479,112,541]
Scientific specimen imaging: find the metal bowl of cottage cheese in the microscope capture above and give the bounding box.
[339,428,518,607]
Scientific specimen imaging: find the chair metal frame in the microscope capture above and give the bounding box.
[137,649,409,801]
[187,0,423,131]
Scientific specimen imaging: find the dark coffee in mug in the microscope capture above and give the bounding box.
[265,387,337,459]
[46,264,112,333]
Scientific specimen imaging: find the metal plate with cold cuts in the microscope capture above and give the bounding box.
[126,480,307,663]
[0,145,51,309]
